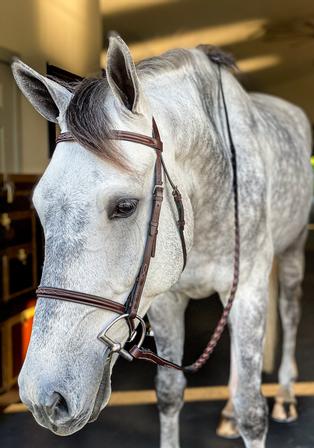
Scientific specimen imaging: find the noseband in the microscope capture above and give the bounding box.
[36,67,240,373]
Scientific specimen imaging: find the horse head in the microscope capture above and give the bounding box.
[12,33,189,435]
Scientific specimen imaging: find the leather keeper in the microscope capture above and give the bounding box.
[130,345,183,371]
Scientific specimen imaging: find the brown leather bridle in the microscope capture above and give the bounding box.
[36,67,240,373]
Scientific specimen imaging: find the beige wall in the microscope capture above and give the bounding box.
[101,0,314,125]
[0,0,101,174]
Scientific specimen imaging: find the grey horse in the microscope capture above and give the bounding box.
[12,33,312,448]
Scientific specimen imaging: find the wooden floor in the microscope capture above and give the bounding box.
[1,251,314,447]
[3,381,314,413]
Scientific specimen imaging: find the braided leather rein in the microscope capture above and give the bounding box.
[36,66,239,373]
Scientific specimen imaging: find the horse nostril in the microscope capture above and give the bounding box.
[55,393,68,413]
[47,392,69,420]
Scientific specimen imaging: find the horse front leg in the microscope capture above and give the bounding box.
[224,263,271,448]
[148,291,189,448]
[272,229,307,423]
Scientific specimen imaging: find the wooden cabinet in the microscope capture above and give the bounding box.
[0,174,41,393]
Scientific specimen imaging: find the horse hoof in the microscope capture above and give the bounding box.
[216,415,240,439]
[271,400,298,423]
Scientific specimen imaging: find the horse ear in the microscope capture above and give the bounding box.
[11,59,72,123]
[106,32,143,114]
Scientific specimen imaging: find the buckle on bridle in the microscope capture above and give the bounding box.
[153,184,163,195]
[98,314,147,363]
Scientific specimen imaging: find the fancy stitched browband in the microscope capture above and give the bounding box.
[36,67,240,373]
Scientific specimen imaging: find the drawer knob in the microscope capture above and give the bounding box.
[3,181,15,203]
[1,213,11,230]
[17,248,28,265]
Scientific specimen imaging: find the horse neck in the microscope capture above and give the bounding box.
[141,64,234,218]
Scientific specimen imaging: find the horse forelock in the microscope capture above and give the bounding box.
[65,77,130,170]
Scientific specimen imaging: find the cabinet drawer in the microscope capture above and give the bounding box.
[0,210,35,248]
[0,174,38,213]
[1,244,37,303]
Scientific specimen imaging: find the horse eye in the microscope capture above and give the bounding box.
[110,198,138,219]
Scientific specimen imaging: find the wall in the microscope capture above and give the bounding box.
[0,0,101,173]
[101,0,314,124]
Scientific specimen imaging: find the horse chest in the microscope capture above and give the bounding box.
[171,252,233,299]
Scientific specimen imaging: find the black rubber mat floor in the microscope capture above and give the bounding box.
[1,397,314,447]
